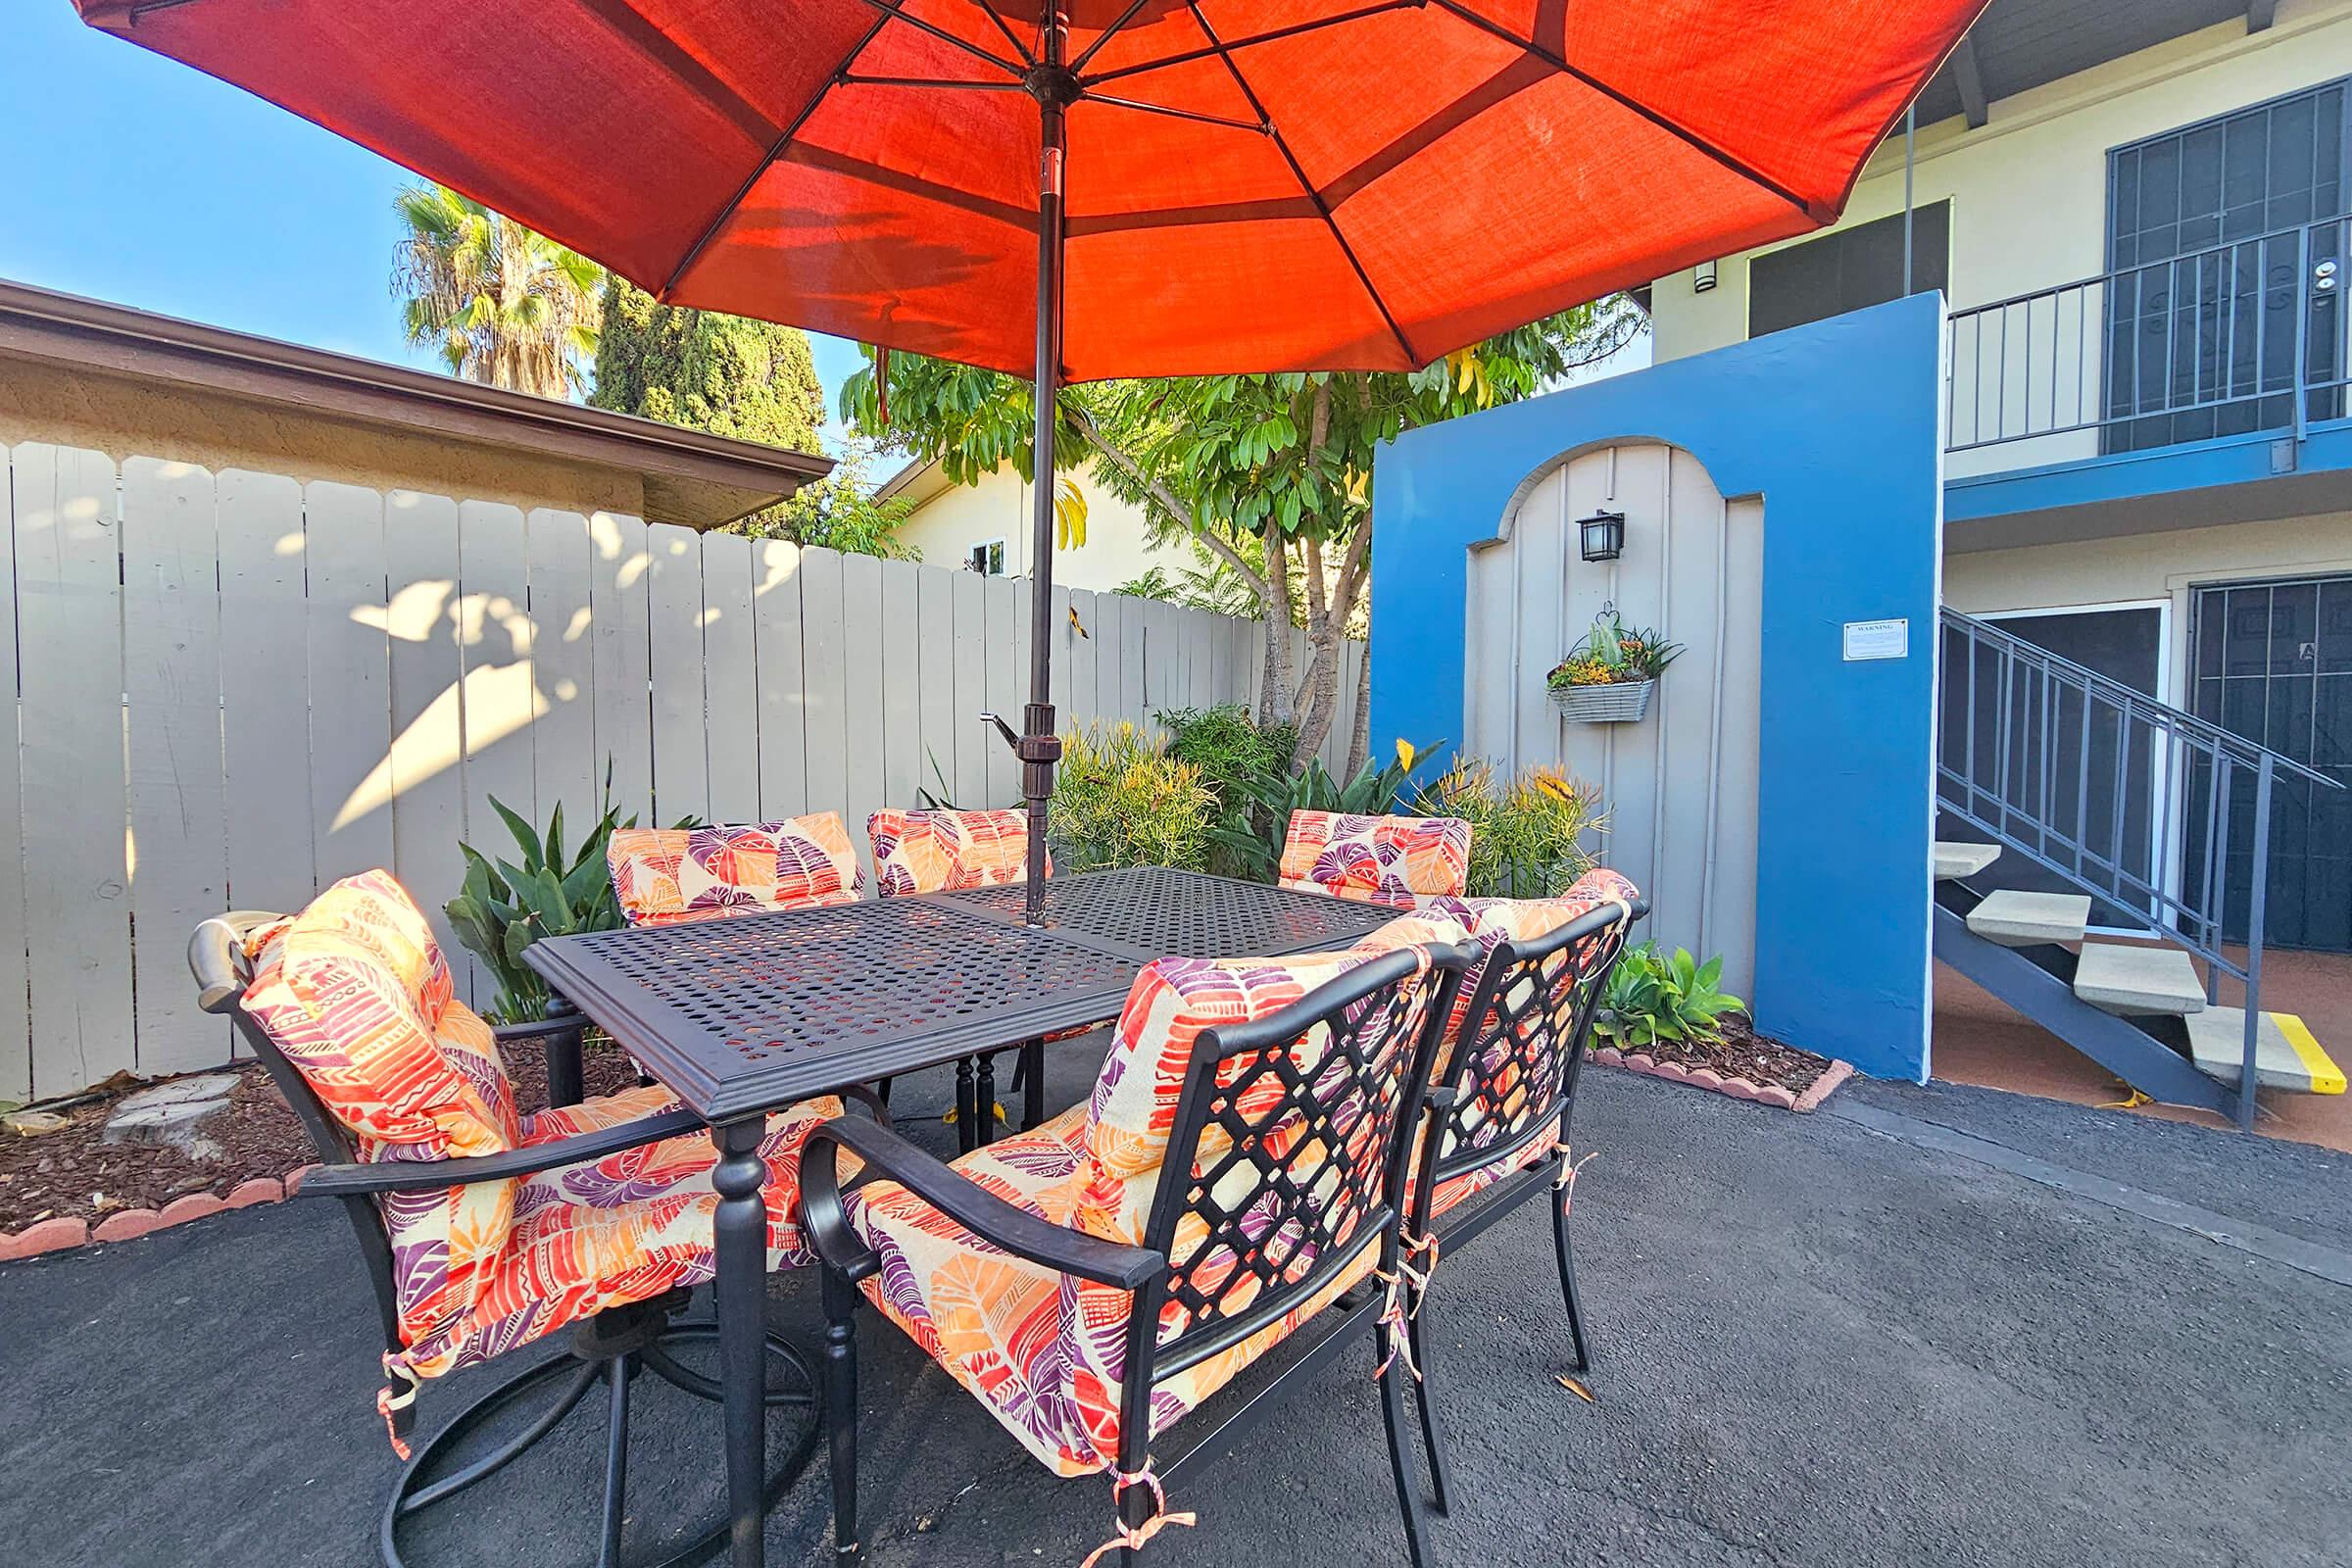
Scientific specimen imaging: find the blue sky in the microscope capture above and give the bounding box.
[0,5,865,412]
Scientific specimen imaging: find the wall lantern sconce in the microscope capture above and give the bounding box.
[1692,260,1719,292]
[1578,510,1626,563]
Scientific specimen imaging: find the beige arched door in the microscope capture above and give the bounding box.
[1464,442,1764,992]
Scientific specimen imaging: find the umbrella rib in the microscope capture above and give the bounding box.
[1081,0,1426,88]
[1182,1,1421,368]
[1067,0,1161,74]
[1423,0,1826,220]
[656,13,897,301]
[969,0,1040,68]
[1082,92,1270,135]
[841,74,1030,90]
[845,0,1031,79]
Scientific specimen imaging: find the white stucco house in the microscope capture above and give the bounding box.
[875,454,1184,595]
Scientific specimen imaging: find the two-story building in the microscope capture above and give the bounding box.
[1648,0,2352,1139]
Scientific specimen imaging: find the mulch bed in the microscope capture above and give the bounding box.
[1593,1014,1850,1111]
[0,1037,643,1236]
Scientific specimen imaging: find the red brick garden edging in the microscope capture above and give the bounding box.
[1592,1046,1854,1112]
[0,1165,318,1263]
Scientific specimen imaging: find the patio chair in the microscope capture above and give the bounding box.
[187,867,869,1568]
[800,924,1478,1566]
[606,812,864,927]
[1279,810,1472,906]
[866,806,1057,1144]
[1398,873,1644,1515]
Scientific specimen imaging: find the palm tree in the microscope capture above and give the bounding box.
[392,184,604,399]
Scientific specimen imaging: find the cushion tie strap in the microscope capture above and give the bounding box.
[1372,1267,1424,1382]
[377,1356,421,1461]
[1078,1464,1196,1567]
[1555,1144,1596,1194]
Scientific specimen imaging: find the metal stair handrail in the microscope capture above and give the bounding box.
[1943,609,2336,792]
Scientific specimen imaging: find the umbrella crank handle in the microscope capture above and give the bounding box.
[979,710,1063,796]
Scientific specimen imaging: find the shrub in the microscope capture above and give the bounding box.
[1595,943,1744,1051]
[1049,722,1217,873]
[1159,704,1296,877]
[1412,757,1602,899]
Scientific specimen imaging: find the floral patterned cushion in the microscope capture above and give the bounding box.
[238,868,838,1393]
[1277,810,1471,906]
[607,814,863,927]
[867,807,1048,896]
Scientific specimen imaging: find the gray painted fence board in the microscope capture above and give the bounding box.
[878,557,922,815]
[951,570,989,808]
[983,573,1021,806]
[752,539,808,821]
[384,492,470,997]
[915,564,958,809]
[14,444,133,1099]
[839,552,886,847]
[527,510,600,848]
[0,454,28,1097]
[121,458,231,1075]
[306,482,396,889]
[590,513,654,824]
[645,521,707,825]
[700,529,760,824]
[796,547,850,837]
[218,469,315,919]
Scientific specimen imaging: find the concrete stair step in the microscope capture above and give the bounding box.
[1934,840,2002,880]
[1966,890,2091,948]
[2185,1008,2348,1095]
[2073,943,2206,1017]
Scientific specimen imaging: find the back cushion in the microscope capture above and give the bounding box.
[867,808,1047,896]
[1077,945,1414,1244]
[608,814,863,927]
[1278,810,1472,906]
[240,868,519,1161]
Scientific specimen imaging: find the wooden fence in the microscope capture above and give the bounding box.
[0,442,1362,1100]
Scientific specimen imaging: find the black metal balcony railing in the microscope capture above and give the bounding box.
[1937,609,2340,1127]
[1945,219,2352,455]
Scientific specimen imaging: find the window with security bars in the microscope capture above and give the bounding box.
[2104,79,2352,452]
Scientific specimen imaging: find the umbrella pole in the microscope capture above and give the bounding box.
[1018,11,1073,927]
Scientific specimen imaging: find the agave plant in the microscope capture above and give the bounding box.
[444,766,661,1023]
[1594,942,1745,1051]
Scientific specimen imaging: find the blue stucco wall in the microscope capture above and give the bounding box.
[1369,293,1946,1079]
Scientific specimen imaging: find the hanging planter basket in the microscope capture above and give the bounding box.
[1551,679,1655,724]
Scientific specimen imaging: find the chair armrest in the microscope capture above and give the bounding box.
[301,1106,708,1199]
[800,1117,1165,1293]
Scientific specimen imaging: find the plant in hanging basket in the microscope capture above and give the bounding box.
[1547,609,1681,722]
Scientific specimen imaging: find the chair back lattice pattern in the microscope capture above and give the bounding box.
[1425,904,1634,1196]
[1131,944,1468,1387]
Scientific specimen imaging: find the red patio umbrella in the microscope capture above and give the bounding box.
[76,0,1989,918]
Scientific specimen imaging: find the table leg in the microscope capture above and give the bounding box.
[974,1054,998,1148]
[954,1057,977,1154]
[1020,1040,1046,1130]
[711,1118,769,1568]
[544,993,585,1108]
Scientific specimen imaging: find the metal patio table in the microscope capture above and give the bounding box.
[522,866,1398,1568]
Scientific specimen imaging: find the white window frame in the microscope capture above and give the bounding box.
[967,538,1006,576]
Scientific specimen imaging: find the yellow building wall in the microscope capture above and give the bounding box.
[1652,0,2352,474]
[892,464,1182,592]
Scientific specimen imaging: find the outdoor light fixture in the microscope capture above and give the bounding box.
[1579,510,1626,563]
[1693,260,1719,292]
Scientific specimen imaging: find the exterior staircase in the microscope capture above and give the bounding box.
[1936,610,2347,1129]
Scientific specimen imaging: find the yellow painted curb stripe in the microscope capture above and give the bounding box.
[2274,1013,2346,1096]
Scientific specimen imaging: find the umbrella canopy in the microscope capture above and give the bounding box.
[78,0,1987,928]
[80,0,1983,381]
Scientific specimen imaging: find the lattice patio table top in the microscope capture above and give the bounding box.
[525,868,1398,1123]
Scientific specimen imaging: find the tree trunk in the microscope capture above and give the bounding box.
[1344,637,1371,779]
[1261,522,1295,730]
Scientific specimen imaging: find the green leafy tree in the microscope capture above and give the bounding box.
[590,279,911,557]
[841,299,1644,772]
[393,184,604,398]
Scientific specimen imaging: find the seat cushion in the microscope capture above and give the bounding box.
[608,815,863,927]
[867,807,1048,896]
[846,1104,1379,1478]
[393,1086,843,1380]
[1277,810,1471,906]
